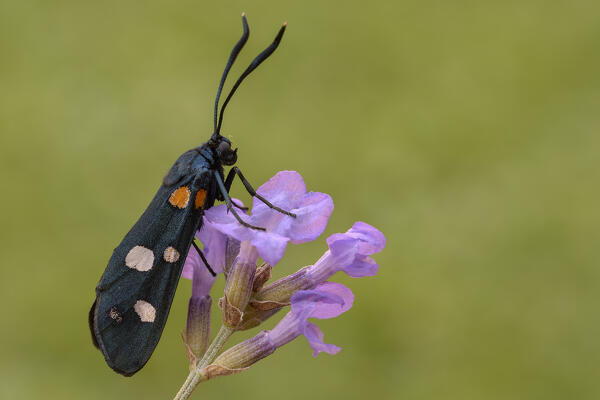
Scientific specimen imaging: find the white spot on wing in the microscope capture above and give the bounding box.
[163,246,180,263]
[125,246,154,272]
[134,300,156,322]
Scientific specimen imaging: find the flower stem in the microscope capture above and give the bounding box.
[173,325,235,400]
[173,369,203,400]
[197,325,235,367]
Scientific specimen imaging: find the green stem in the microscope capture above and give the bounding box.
[197,325,235,367]
[173,369,203,400]
[173,325,235,400]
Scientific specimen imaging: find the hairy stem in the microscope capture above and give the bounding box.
[174,325,235,400]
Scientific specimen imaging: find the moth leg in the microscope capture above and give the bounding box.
[223,168,249,211]
[191,241,216,277]
[214,170,266,231]
[230,167,296,218]
[231,200,247,211]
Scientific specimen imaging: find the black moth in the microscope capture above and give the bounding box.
[89,14,294,376]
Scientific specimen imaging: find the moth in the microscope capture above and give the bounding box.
[89,14,293,376]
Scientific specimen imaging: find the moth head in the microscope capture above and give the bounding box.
[212,136,238,166]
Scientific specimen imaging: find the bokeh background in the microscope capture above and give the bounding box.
[1,1,599,399]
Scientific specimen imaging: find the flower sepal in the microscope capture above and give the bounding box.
[218,295,244,329]
[208,331,276,373]
[185,295,212,365]
[236,308,280,331]
[249,299,290,311]
[181,332,198,370]
[199,364,248,380]
[252,267,311,306]
[252,263,272,292]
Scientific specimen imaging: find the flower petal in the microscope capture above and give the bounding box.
[269,284,353,356]
[346,221,386,255]
[250,171,325,237]
[251,171,306,215]
[196,218,228,274]
[203,202,254,243]
[343,255,379,278]
[200,172,334,267]
[181,248,201,280]
[307,282,354,319]
[287,192,334,244]
[182,208,240,295]
[204,206,290,266]
[249,231,290,266]
[302,321,341,357]
[290,288,345,317]
[321,222,385,278]
[249,171,332,242]
[191,258,218,297]
[182,247,218,297]
[326,236,360,267]
[291,283,353,319]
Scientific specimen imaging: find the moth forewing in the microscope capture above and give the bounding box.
[91,170,212,376]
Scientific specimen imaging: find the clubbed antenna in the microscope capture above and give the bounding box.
[215,21,287,136]
[213,13,250,136]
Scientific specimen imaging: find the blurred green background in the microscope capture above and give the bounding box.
[1,0,599,399]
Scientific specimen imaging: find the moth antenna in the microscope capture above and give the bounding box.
[215,21,287,135]
[213,13,250,137]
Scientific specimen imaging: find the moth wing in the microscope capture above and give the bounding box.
[163,149,197,187]
[90,175,209,376]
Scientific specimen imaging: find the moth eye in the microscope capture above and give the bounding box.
[217,141,231,153]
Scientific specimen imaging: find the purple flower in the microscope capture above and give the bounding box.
[208,282,354,375]
[201,171,333,266]
[182,248,218,298]
[181,211,238,359]
[181,216,230,276]
[306,221,386,284]
[268,282,354,356]
[181,199,244,294]
[176,168,385,386]
[251,222,385,310]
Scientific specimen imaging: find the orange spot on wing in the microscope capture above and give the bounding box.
[195,189,207,209]
[169,186,191,209]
